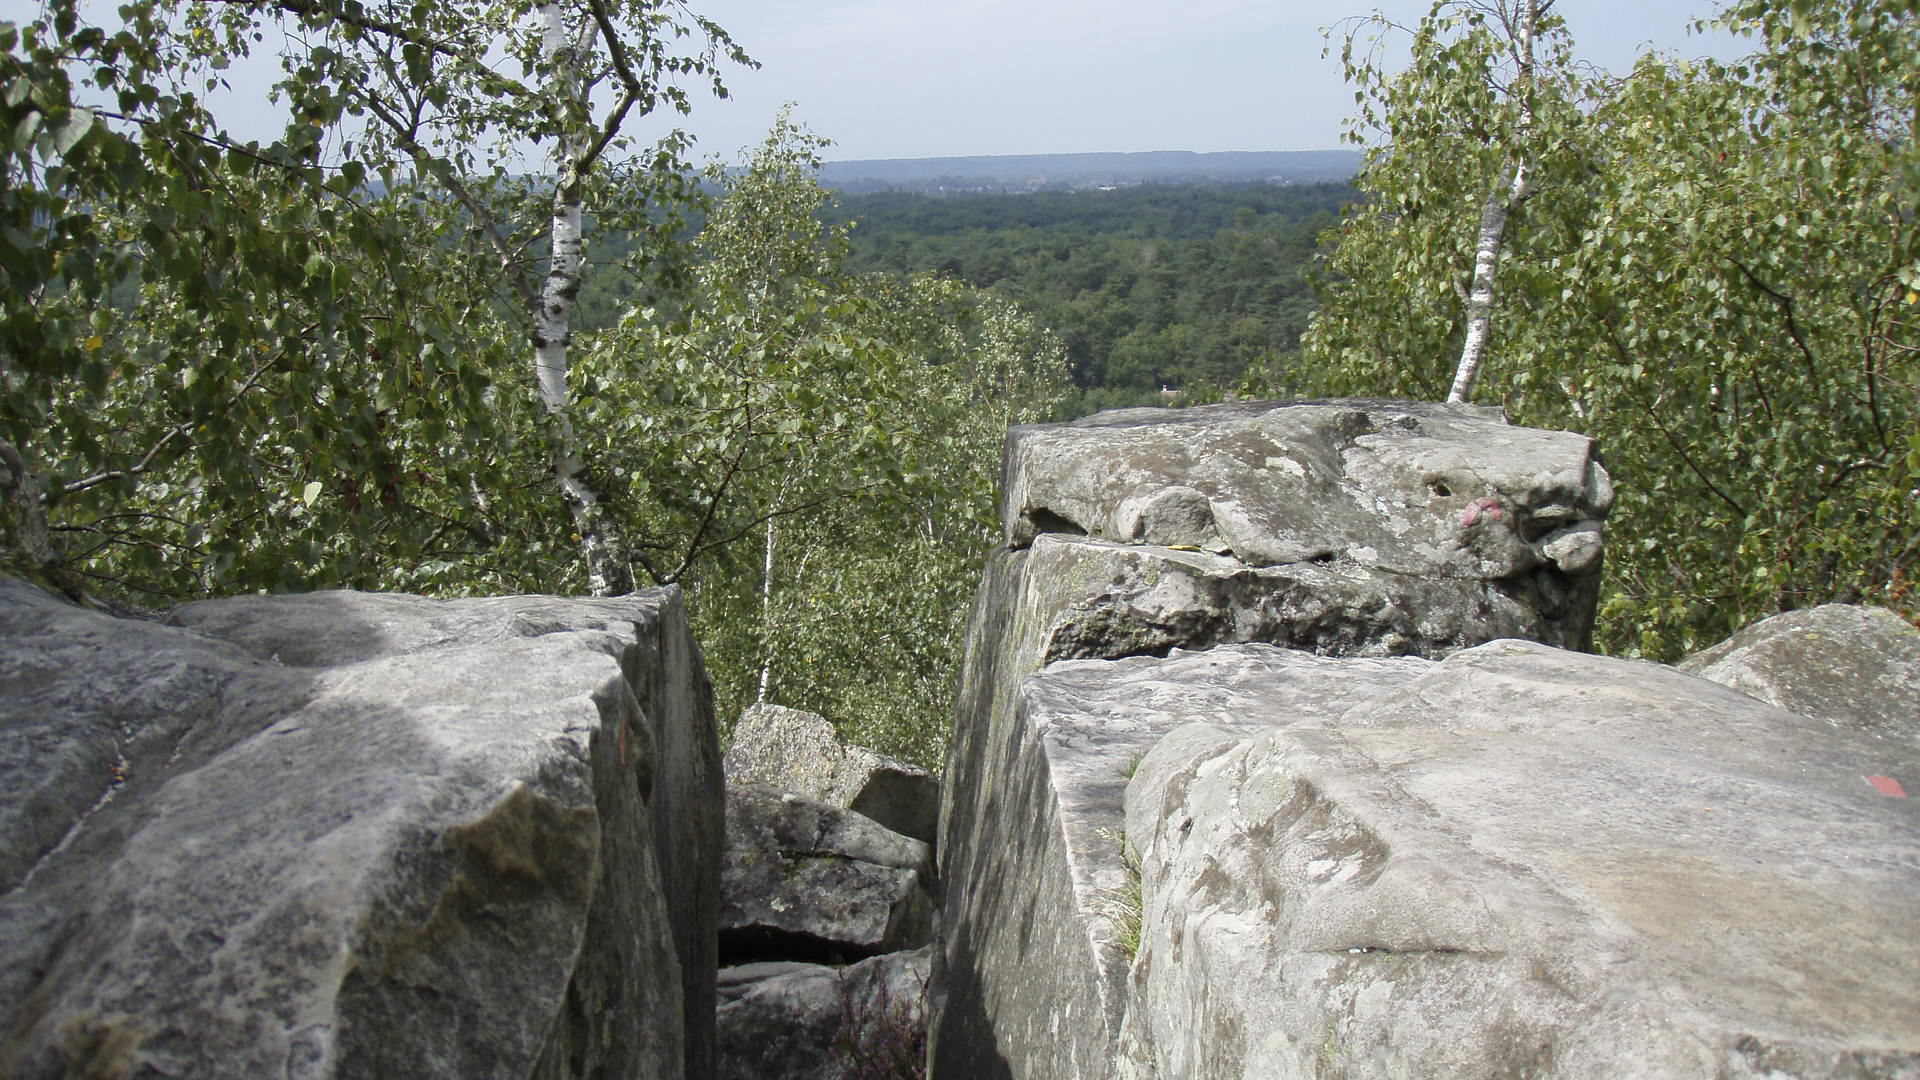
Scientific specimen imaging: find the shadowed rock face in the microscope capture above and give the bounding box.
[721,785,933,966]
[717,713,938,1080]
[716,948,931,1080]
[0,582,720,1080]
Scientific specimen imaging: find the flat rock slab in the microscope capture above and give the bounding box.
[931,640,1427,1080]
[722,784,932,965]
[728,703,940,846]
[0,582,721,1080]
[1680,604,1920,744]
[1120,640,1920,1079]
[1002,399,1611,587]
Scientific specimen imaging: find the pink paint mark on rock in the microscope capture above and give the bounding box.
[1866,775,1908,798]
[1460,496,1504,528]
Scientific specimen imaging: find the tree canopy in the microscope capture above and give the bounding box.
[825,182,1346,407]
[1,2,1070,764]
[2,0,753,600]
[1285,0,1919,656]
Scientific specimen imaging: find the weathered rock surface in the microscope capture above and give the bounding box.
[933,401,1613,1079]
[1011,533,1582,664]
[934,642,1427,1080]
[1680,603,1920,743]
[1120,639,1920,1078]
[0,580,721,1080]
[1002,400,1611,639]
[722,784,933,965]
[716,948,931,1080]
[728,702,940,846]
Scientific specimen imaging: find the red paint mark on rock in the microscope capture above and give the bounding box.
[1866,775,1908,798]
[1460,496,1504,528]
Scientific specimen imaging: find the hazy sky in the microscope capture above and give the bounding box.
[4,0,1754,163]
[682,0,1751,162]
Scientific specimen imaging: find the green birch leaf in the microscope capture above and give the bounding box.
[50,107,91,154]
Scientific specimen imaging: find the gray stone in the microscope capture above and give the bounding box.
[1015,533,1594,665]
[716,948,931,1080]
[1119,640,1920,1079]
[717,962,845,1080]
[835,948,934,1080]
[728,702,941,846]
[0,581,721,1080]
[934,402,1618,1080]
[722,784,933,965]
[931,642,1427,1080]
[1001,399,1611,592]
[1680,604,1920,743]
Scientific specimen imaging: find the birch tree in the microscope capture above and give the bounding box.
[1305,0,1588,401]
[1288,0,1918,656]
[1,0,747,599]
[1448,0,1549,402]
[290,0,750,595]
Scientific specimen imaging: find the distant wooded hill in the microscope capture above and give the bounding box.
[826,181,1354,410]
[818,150,1363,195]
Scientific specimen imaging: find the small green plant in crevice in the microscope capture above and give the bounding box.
[1097,827,1145,963]
[1121,753,1144,781]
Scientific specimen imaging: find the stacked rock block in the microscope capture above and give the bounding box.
[0,584,722,1079]
[930,400,1920,1079]
[716,704,939,1080]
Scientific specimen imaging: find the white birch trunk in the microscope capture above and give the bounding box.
[1449,159,1528,403]
[535,2,633,595]
[756,514,775,704]
[1447,1,1540,405]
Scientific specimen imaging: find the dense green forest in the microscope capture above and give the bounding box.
[577,181,1346,412]
[824,183,1346,409]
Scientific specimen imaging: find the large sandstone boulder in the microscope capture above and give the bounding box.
[716,948,931,1080]
[728,703,940,846]
[931,644,1428,1080]
[933,401,1613,1079]
[1002,400,1611,637]
[722,784,933,964]
[1003,533,1580,665]
[0,581,721,1080]
[1121,640,1920,1078]
[1680,604,1920,743]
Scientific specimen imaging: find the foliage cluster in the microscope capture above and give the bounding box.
[1280,0,1919,656]
[609,125,1069,760]
[1,2,1067,766]
[824,183,1347,408]
[2,0,744,600]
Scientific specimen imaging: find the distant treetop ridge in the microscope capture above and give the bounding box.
[816,150,1364,194]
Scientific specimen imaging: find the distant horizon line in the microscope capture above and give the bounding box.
[820,147,1357,165]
